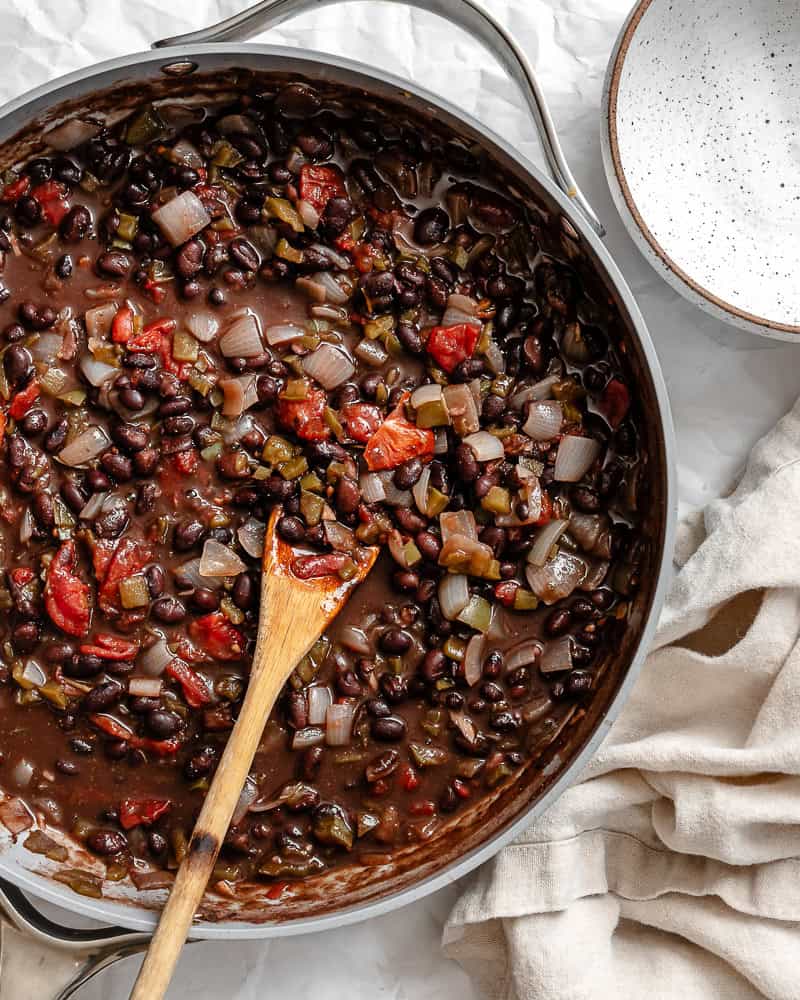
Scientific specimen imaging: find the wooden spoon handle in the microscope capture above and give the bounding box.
[129,647,291,1000]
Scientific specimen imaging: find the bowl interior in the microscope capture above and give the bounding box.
[0,49,672,936]
[607,0,800,335]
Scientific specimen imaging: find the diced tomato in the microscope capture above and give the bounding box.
[188,613,246,661]
[299,164,346,216]
[342,403,382,443]
[599,379,631,429]
[8,380,40,420]
[142,278,167,305]
[398,763,419,792]
[0,412,7,440]
[363,396,434,471]
[91,538,119,586]
[128,318,175,353]
[44,540,91,637]
[409,800,436,817]
[9,567,34,587]
[452,778,471,799]
[291,552,350,580]
[425,322,480,373]
[89,713,133,740]
[111,305,135,344]
[166,658,212,708]
[172,448,199,476]
[533,491,554,526]
[31,181,70,226]
[334,233,355,253]
[266,881,289,901]
[131,736,181,756]
[275,385,330,442]
[80,634,140,661]
[494,580,520,608]
[1,177,30,202]
[98,538,153,615]
[352,241,382,274]
[119,798,171,830]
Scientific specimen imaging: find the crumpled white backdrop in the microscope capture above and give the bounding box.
[3,0,799,996]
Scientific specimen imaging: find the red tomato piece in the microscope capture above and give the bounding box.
[130,736,181,757]
[98,538,153,615]
[275,385,330,442]
[533,491,554,526]
[363,397,434,471]
[291,552,350,580]
[1,176,30,202]
[9,567,34,587]
[0,411,7,441]
[342,403,382,443]
[119,798,171,830]
[351,242,382,274]
[188,613,246,662]
[89,713,133,741]
[172,448,199,476]
[111,305,135,344]
[398,763,419,792]
[452,778,471,799]
[425,322,480,373]
[166,658,213,708]
[299,164,346,216]
[599,379,631,429]
[409,800,436,817]
[91,538,118,586]
[31,181,69,226]
[44,541,91,637]
[80,634,140,661]
[9,380,40,420]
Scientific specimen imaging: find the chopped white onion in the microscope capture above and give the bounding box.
[379,473,413,507]
[12,758,34,789]
[526,550,588,604]
[220,375,259,417]
[447,293,479,315]
[57,425,110,467]
[152,190,210,246]
[237,518,266,558]
[438,573,470,621]
[449,709,477,744]
[359,472,386,505]
[21,660,46,687]
[140,636,174,677]
[199,539,247,578]
[173,559,208,592]
[581,558,610,592]
[325,702,355,746]
[505,639,543,673]
[339,626,372,656]
[443,383,480,436]
[78,491,107,521]
[296,199,321,229]
[0,797,34,835]
[569,512,606,552]
[45,117,101,151]
[440,509,478,544]
[410,383,444,410]
[291,726,325,750]
[355,338,388,367]
[484,340,506,375]
[463,430,504,462]
[387,528,412,568]
[315,271,350,304]
[434,428,449,455]
[29,332,63,364]
[554,436,602,482]
[311,304,349,322]
[510,374,560,410]
[170,139,205,170]
[442,293,481,329]
[19,507,34,544]
[308,686,333,725]
[220,413,255,445]
[523,400,563,441]
[302,343,355,389]
[232,776,259,826]
[80,355,117,388]
[308,243,351,271]
[265,323,304,347]
[218,313,263,358]
[540,636,574,674]
[527,520,569,567]
[84,302,118,339]
[128,677,163,698]
[217,113,260,136]
[185,311,219,343]
[412,464,431,515]
[463,634,485,687]
[324,520,356,553]
[295,275,328,303]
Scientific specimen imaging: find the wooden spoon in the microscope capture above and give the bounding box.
[129,507,379,1000]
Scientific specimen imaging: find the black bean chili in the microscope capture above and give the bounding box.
[0,79,647,897]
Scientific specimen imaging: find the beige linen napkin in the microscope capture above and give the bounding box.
[444,400,800,1000]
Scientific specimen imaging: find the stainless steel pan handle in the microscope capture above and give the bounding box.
[153,0,606,238]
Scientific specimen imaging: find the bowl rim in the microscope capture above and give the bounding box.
[0,40,678,938]
[602,0,800,341]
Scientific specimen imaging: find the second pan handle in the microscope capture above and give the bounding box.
[153,0,606,238]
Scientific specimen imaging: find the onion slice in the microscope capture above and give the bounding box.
[152,191,210,246]
[325,703,355,746]
[505,639,543,673]
[185,311,219,343]
[139,636,173,677]
[302,343,355,389]
[265,323,304,347]
[237,518,266,558]
[438,574,470,621]
[199,539,247,578]
[554,435,602,482]
[463,634,485,687]
[526,550,587,604]
[527,520,569,567]
[359,472,386,505]
[232,776,259,826]
[523,400,563,441]
[57,426,110,467]
[540,636,574,674]
[308,686,333,725]
[220,375,259,418]
[463,430,504,462]
[218,313,263,358]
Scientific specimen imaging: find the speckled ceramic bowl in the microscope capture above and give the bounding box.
[602,0,800,340]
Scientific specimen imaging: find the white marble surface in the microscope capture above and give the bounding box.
[3,0,799,996]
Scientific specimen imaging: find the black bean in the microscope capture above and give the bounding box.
[571,486,601,512]
[111,422,149,453]
[175,238,204,279]
[415,531,441,562]
[95,502,129,540]
[380,628,412,655]
[12,622,39,652]
[394,457,423,490]
[147,710,182,739]
[144,564,165,598]
[32,490,55,528]
[129,696,161,714]
[81,681,122,714]
[420,649,447,683]
[4,344,32,387]
[365,698,390,718]
[158,395,191,417]
[335,476,360,514]
[360,269,396,312]
[371,715,407,741]
[43,641,74,664]
[454,442,479,482]
[87,830,127,856]
[173,519,205,551]
[64,653,103,678]
[277,515,305,544]
[96,250,131,278]
[590,588,615,611]
[100,450,133,482]
[20,409,47,435]
[379,673,408,704]
[482,394,505,422]
[163,414,194,437]
[545,608,572,637]
[16,196,42,226]
[151,596,186,623]
[232,573,255,610]
[118,388,145,412]
[480,682,504,703]
[60,205,91,242]
[229,237,260,272]
[55,759,79,776]
[490,709,521,732]
[393,570,420,593]
[133,448,159,477]
[414,206,449,245]
[439,786,459,812]
[483,650,504,678]
[148,831,168,855]
[69,737,94,755]
[123,352,157,370]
